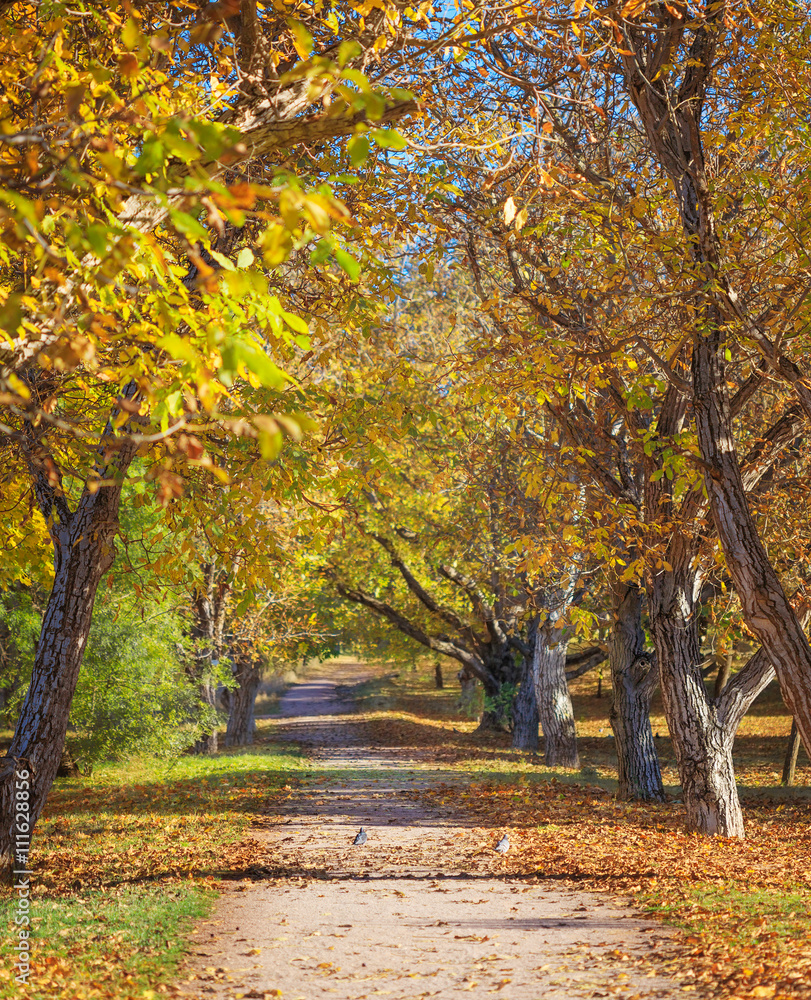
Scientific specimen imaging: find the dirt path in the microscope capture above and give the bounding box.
[182,671,689,1000]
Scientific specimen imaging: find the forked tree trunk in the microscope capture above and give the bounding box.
[0,493,123,874]
[650,566,744,838]
[534,629,579,768]
[512,618,539,751]
[617,10,811,764]
[608,581,664,802]
[693,332,811,760]
[224,662,262,747]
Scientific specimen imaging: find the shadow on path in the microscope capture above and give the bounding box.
[181,673,691,1000]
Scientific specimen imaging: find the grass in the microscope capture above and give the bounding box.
[0,743,305,1000]
[0,885,213,1000]
[643,884,811,951]
[342,659,810,792]
[3,657,810,999]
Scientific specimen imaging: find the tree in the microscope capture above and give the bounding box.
[405,2,811,829]
[0,0,426,869]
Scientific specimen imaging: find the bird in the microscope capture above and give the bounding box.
[495,833,510,854]
[352,827,368,846]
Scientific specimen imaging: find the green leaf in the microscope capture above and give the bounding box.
[347,135,370,166]
[224,339,287,389]
[309,239,333,265]
[157,334,200,367]
[334,247,361,282]
[134,138,165,177]
[370,128,407,150]
[338,41,362,67]
[288,19,313,59]
[85,224,110,257]
[121,17,142,50]
[168,208,209,242]
[209,250,235,271]
[281,309,309,336]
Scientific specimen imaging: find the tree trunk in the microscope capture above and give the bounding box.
[224,662,261,747]
[512,618,539,751]
[193,680,219,754]
[782,719,801,787]
[713,655,732,699]
[434,663,444,689]
[693,331,811,761]
[0,502,119,873]
[649,566,744,838]
[189,559,238,755]
[608,581,664,802]
[456,667,478,714]
[618,14,811,765]
[534,629,579,768]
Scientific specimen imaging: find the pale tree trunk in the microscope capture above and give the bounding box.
[193,682,219,755]
[534,628,579,768]
[189,558,239,754]
[608,580,664,802]
[224,659,262,747]
[456,667,478,714]
[512,618,539,751]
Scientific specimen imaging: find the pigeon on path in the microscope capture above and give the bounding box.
[352,827,368,846]
[495,833,510,854]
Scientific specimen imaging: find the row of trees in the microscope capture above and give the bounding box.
[3,0,811,871]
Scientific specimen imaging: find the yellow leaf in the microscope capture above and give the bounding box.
[502,196,517,226]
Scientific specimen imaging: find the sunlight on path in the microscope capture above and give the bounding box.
[181,673,689,1000]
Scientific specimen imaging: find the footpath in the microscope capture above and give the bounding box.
[182,668,687,1000]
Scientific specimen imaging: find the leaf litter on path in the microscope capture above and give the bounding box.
[179,674,695,1000]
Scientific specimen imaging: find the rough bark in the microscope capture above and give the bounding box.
[0,480,125,866]
[224,660,262,747]
[0,383,139,874]
[534,629,579,768]
[434,663,444,689]
[512,618,539,751]
[693,330,811,762]
[713,655,732,700]
[608,580,664,802]
[193,682,219,755]
[649,556,745,837]
[456,667,478,714]
[564,646,607,682]
[618,3,811,762]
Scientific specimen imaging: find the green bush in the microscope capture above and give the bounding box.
[1,585,203,765]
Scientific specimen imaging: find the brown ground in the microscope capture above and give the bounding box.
[180,664,694,1000]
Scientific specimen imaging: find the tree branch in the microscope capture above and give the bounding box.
[564,645,607,681]
[717,600,811,734]
[328,573,496,689]
[369,534,482,646]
